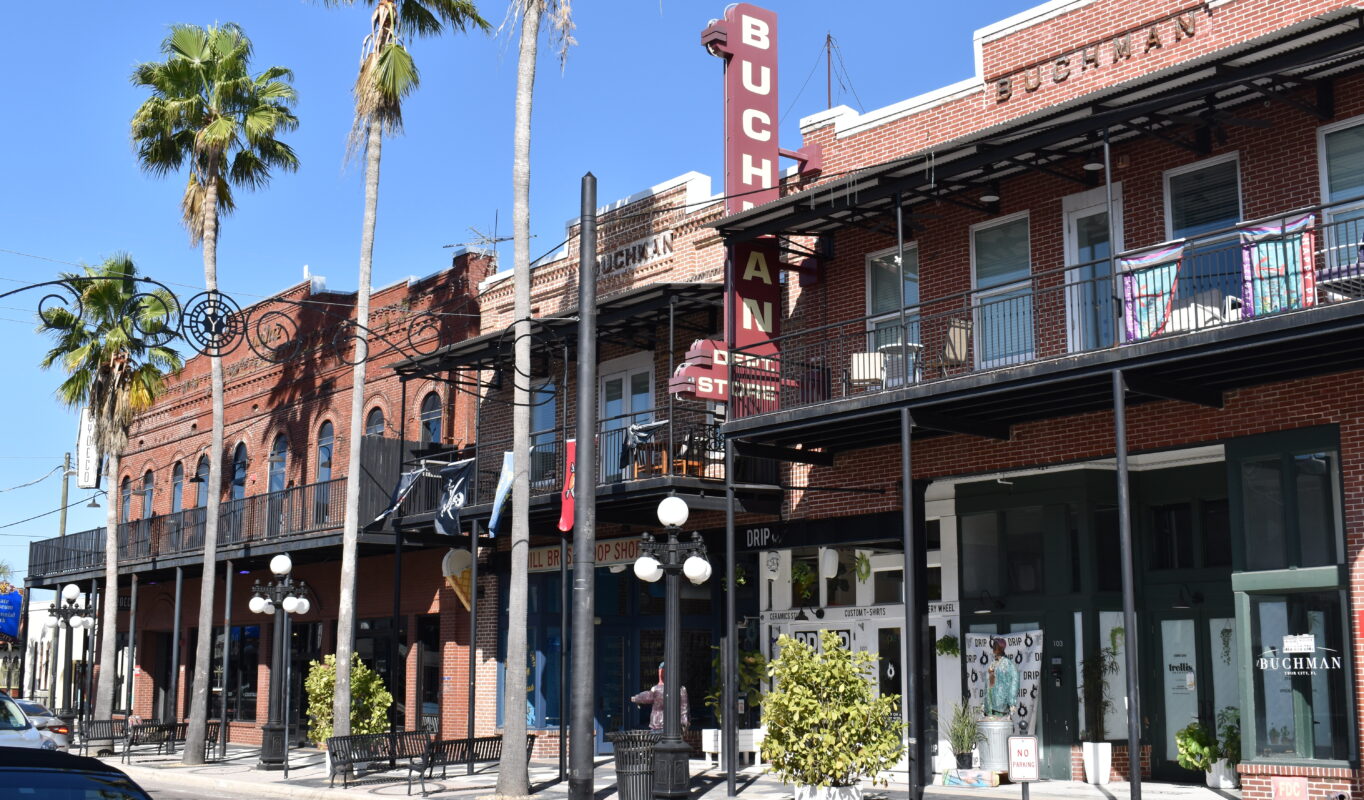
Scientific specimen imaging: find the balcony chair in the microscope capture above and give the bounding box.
[927,317,971,377]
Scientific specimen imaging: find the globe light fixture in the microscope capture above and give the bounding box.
[249,558,310,770]
[656,495,690,528]
[269,553,293,577]
[248,596,267,615]
[683,555,711,585]
[61,584,80,603]
[634,555,663,583]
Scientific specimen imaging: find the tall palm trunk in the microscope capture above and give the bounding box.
[335,121,383,738]
[95,451,120,723]
[184,166,226,763]
[497,3,541,796]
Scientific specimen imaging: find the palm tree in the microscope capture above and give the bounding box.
[501,3,573,795]
[319,0,489,738]
[130,23,299,764]
[37,256,182,731]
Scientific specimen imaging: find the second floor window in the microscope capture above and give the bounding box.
[269,435,288,493]
[171,463,184,514]
[141,471,154,519]
[120,477,131,524]
[317,422,334,484]
[195,456,209,508]
[231,444,248,502]
[1165,155,1241,303]
[420,393,442,446]
[972,213,1033,366]
[867,246,920,350]
[365,407,385,437]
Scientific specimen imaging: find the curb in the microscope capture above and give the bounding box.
[113,763,360,800]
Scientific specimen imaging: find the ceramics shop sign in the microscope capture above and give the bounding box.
[1256,633,1343,676]
[1008,736,1039,782]
[528,538,640,573]
[967,631,1043,736]
[0,587,20,641]
[994,6,1205,103]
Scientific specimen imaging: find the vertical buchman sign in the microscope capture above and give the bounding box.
[703,4,782,414]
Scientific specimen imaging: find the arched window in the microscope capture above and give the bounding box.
[231,443,248,501]
[317,423,334,484]
[365,407,385,437]
[420,393,442,446]
[194,455,209,508]
[141,471,154,518]
[120,477,132,523]
[171,463,184,514]
[268,435,288,494]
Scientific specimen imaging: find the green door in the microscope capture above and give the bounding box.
[1040,611,1077,779]
[1148,608,1239,781]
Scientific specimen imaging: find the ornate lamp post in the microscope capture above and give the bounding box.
[43,583,93,719]
[632,496,710,799]
[249,554,310,770]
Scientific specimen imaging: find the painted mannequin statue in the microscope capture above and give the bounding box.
[984,636,1019,718]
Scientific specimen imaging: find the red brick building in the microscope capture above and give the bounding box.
[711,0,1364,794]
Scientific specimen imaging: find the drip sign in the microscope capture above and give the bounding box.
[1008,736,1039,782]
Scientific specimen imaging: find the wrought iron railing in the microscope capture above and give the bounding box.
[728,196,1364,418]
[30,479,348,580]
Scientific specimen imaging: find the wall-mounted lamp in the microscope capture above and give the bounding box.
[1172,585,1204,610]
[973,590,1004,615]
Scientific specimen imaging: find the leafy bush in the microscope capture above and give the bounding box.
[1174,720,1218,772]
[760,631,904,788]
[304,653,393,743]
[1217,707,1241,767]
[704,647,769,728]
[1079,626,1122,741]
[934,635,961,658]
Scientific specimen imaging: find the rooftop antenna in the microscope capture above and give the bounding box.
[443,211,530,267]
[826,32,833,109]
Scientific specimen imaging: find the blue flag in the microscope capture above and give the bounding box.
[487,452,515,535]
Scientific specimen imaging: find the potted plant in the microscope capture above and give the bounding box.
[791,561,817,605]
[944,702,982,769]
[1078,627,1122,784]
[1174,719,1217,778]
[935,634,961,658]
[1209,707,1241,788]
[761,630,904,800]
[701,648,769,766]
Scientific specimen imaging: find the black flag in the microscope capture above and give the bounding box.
[373,468,422,523]
[620,419,669,469]
[435,459,475,536]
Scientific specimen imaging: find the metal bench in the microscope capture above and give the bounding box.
[122,722,182,763]
[326,730,432,788]
[77,719,127,756]
[405,734,536,796]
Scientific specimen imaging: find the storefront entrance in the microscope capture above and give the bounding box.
[1148,607,1238,780]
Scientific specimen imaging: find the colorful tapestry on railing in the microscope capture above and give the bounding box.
[1121,243,1184,341]
[1240,213,1316,317]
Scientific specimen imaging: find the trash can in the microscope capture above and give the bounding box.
[607,730,659,800]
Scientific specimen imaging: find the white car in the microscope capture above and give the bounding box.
[0,694,56,750]
[14,700,68,751]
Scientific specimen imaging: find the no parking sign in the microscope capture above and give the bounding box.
[1009,736,1039,783]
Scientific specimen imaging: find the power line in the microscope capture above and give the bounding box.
[0,465,64,494]
[0,491,105,534]
[830,37,866,112]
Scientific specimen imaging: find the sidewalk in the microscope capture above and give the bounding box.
[101,746,1240,800]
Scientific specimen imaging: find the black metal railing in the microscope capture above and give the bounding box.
[729,196,1364,418]
[30,478,348,581]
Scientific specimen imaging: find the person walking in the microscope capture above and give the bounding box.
[631,662,689,732]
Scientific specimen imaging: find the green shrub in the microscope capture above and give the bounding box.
[760,631,904,788]
[304,653,393,744]
[944,702,983,757]
[1217,707,1241,767]
[1174,720,1217,772]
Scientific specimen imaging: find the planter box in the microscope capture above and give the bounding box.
[699,728,765,767]
[1082,742,1111,785]
[1207,758,1238,788]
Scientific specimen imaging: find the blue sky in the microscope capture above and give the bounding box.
[0,0,1023,585]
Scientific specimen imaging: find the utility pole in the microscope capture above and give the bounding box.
[58,453,70,538]
[826,33,833,109]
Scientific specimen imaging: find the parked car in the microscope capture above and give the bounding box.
[0,747,152,798]
[14,699,69,751]
[0,693,55,750]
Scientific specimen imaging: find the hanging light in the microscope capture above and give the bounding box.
[979,181,1001,204]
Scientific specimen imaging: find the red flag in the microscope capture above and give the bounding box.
[557,439,577,532]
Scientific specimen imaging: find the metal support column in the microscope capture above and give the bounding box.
[219,563,230,754]
[1112,370,1143,799]
[85,578,98,727]
[1103,129,1120,347]
[467,519,479,776]
[391,378,409,732]
[900,408,924,800]
[169,567,183,730]
[723,438,737,797]
[127,574,137,716]
[568,172,599,800]
[559,535,568,781]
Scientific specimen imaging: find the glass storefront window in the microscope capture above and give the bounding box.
[1249,591,1350,761]
[961,512,1001,597]
[1239,450,1338,571]
[826,549,857,607]
[871,566,941,605]
[1150,503,1193,570]
[1005,508,1043,594]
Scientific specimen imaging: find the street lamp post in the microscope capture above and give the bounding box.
[43,584,93,720]
[632,496,710,799]
[249,554,310,770]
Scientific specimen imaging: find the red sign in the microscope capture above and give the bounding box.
[704,4,780,214]
[1271,777,1307,800]
[557,439,576,532]
[669,339,729,401]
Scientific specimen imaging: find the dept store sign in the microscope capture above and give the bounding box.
[1256,634,1343,676]
[995,5,1205,103]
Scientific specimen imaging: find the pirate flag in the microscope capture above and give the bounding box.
[435,459,475,536]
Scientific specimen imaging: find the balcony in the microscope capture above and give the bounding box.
[728,198,1364,432]
[28,477,372,583]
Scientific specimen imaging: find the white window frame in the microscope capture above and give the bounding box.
[1162,151,1242,242]
[598,351,654,422]
[970,210,1034,368]
[1316,114,1364,271]
[1062,184,1124,353]
[863,244,922,385]
[1316,112,1364,206]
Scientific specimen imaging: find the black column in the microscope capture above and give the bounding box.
[900,408,926,800]
[1112,370,1143,798]
[169,567,182,726]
